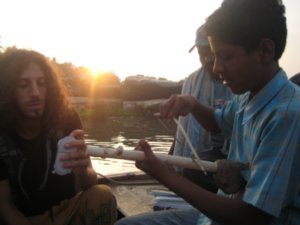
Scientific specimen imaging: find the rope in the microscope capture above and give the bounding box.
[172,118,207,174]
[153,113,207,174]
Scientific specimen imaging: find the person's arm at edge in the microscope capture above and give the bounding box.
[0,180,31,225]
[136,140,272,225]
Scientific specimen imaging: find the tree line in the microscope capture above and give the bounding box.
[0,46,182,100]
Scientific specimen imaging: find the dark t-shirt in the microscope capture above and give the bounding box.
[0,112,82,216]
[290,73,300,87]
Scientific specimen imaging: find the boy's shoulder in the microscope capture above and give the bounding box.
[268,81,300,117]
[279,81,300,106]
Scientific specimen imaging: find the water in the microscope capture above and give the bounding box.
[83,116,176,175]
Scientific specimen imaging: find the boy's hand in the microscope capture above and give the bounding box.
[135,140,173,178]
[160,94,197,121]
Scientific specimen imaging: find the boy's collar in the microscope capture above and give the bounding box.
[239,70,288,124]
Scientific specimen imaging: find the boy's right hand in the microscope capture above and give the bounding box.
[159,94,197,121]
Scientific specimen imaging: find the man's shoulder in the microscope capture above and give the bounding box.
[290,73,300,86]
[59,110,82,135]
[186,67,205,79]
[183,67,213,86]
[47,110,82,139]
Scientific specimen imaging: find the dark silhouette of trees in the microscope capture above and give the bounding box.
[122,76,181,100]
[0,46,181,100]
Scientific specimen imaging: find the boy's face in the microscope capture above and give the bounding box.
[15,62,47,119]
[208,37,263,95]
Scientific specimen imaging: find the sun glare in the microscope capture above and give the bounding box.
[88,67,107,78]
[1,0,298,79]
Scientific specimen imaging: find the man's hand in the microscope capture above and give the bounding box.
[61,129,97,190]
[60,129,90,173]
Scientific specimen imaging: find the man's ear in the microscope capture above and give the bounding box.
[258,39,275,63]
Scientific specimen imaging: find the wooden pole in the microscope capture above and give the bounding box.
[86,145,218,172]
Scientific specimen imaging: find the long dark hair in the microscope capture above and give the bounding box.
[0,48,74,132]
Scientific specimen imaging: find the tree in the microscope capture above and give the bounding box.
[0,36,2,53]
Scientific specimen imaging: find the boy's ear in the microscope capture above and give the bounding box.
[258,39,275,63]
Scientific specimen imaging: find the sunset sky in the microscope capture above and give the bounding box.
[1,0,299,81]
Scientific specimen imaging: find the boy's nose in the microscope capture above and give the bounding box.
[213,60,224,75]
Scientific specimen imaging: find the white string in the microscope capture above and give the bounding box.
[153,112,207,174]
[172,117,207,174]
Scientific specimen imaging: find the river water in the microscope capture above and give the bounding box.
[82,116,176,175]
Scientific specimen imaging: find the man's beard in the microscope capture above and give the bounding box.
[32,109,44,117]
[24,107,44,119]
[24,99,45,119]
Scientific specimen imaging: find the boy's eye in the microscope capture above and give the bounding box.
[217,52,231,61]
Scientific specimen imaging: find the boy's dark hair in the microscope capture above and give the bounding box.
[204,0,287,61]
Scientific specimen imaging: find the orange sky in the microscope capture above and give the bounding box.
[1,0,299,81]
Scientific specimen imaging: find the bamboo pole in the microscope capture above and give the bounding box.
[86,145,218,172]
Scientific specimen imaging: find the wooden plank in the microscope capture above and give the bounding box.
[98,172,169,216]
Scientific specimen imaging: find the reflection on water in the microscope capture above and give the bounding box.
[83,116,176,175]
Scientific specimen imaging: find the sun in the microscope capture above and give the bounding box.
[88,67,106,78]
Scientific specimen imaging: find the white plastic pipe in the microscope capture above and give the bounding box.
[86,145,218,172]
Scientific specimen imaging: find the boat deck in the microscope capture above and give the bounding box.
[98,171,169,217]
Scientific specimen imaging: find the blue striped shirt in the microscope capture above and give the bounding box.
[197,70,300,225]
[174,68,232,161]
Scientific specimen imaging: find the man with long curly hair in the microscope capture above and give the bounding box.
[0,48,117,225]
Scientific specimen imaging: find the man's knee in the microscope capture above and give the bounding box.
[82,184,116,204]
[85,184,113,196]
[80,184,117,224]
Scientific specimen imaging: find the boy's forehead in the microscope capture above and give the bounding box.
[208,36,237,51]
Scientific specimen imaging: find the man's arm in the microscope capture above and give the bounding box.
[135,140,273,225]
[73,159,98,191]
[0,180,31,225]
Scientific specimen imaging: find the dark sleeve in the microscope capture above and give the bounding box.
[0,136,9,181]
[0,162,9,181]
[62,110,83,136]
[290,73,300,86]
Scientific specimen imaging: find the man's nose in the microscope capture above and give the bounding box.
[29,82,40,96]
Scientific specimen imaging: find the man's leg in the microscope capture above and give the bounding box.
[29,184,117,225]
[72,184,117,225]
